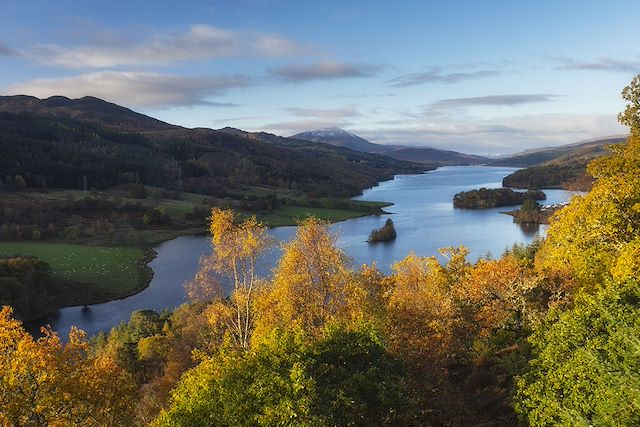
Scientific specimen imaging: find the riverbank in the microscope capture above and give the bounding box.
[33,166,578,338]
[0,194,395,317]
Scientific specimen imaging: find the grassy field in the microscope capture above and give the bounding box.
[0,242,151,305]
[257,202,390,227]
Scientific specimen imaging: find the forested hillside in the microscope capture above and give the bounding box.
[498,137,625,190]
[0,96,423,198]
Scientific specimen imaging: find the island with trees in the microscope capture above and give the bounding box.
[504,199,566,226]
[368,218,397,243]
[453,187,546,209]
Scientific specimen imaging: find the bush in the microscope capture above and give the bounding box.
[128,183,147,199]
[142,208,172,226]
[515,280,640,426]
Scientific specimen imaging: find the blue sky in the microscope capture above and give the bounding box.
[1,0,638,154]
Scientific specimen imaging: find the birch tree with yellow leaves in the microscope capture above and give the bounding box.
[253,217,356,340]
[186,208,271,349]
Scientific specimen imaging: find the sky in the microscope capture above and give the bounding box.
[1,0,638,154]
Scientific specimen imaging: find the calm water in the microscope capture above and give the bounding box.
[38,166,575,337]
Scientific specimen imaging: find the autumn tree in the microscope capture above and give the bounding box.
[386,247,472,375]
[0,306,136,426]
[619,74,640,136]
[153,325,407,427]
[187,208,271,349]
[536,75,640,289]
[253,217,352,340]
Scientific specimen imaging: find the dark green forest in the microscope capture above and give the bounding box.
[0,96,422,198]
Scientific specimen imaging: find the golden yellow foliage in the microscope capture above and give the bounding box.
[536,135,640,288]
[253,217,353,341]
[0,306,136,426]
[188,208,272,349]
[458,257,540,337]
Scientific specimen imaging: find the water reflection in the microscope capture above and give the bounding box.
[517,222,541,236]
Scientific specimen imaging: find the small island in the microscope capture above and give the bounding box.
[368,218,397,243]
[506,199,566,225]
[453,188,546,209]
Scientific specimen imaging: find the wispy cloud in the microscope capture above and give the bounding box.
[271,61,381,81]
[554,56,640,73]
[212,115,267,126]
[360,113,625,154]
[429,94,558,109]
[23,24,303,68]
[284,105,360,120]
[329,93,396,99]
[387,67,500,87]
[4,71,250,108]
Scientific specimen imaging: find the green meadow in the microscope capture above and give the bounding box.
[0,242,151,305]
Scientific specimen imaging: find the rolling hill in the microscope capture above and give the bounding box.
[497,136,626,189]
[0,95,177,131]
[383,147,488,165]
[491,137,625,168]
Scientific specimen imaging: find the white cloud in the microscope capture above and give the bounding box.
[358,113,626,154]
[24,24,302,68]
[4,71,250,108]
[429,94,558,109]
[554,56,640,73]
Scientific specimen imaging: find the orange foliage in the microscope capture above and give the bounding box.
[386,248,471,376]
[0,306,136,426]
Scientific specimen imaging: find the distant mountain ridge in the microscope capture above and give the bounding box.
[497,136,627,190]
[491,136,626,167]
[292,127,488,165]
[383,147,488,165]
[292,128,403,153]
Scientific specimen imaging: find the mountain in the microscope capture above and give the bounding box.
[291,127,397,153]
[498,136,626,190]
[292,127,395,153]
[0,96,424,198]
[292,127,489,165]
[491,136,626,167]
